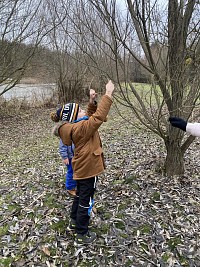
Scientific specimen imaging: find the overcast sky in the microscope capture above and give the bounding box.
[116,0,168,10]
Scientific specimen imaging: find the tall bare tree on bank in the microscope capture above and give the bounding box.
[68,0,199,176]
[0,0,56,96]
[44,0,119,101]
[45,0,92,103]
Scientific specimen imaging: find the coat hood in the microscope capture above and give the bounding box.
[52,121,73,146]
[59,122,73,146]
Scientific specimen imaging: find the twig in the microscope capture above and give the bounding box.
[95,243,157,266]
[0,209,20,225]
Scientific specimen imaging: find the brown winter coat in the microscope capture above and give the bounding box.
[58,95,113,180]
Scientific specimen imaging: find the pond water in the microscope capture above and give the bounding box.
[0,83,56,101]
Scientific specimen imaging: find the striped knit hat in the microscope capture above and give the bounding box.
[56,103,79,122]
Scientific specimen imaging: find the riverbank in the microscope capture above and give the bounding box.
[0,83,56,102]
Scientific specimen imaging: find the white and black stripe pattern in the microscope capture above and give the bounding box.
[62,103,71,121]
[94,176,97,189]
[69,103,76,122]
[61,103,78,122]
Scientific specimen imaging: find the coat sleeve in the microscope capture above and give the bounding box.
[86,102,97,117]
[80,95,113,140]
[59,139,69,159]
[186,123,200,137]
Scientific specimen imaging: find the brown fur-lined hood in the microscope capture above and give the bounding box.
[52,121,73,146]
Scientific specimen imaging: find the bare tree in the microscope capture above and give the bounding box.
[67,0,200,176]
[37,0,199,175]
[0,0,56,96]
[43,0,97,103]
[46,0,122,99]
[71,0,126,89]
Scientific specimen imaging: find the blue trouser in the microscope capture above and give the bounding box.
[65,158,76,190]
[70,176,98,235]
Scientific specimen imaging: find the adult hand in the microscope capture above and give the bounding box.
[169,117,187,131]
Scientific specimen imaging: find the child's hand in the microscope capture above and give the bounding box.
[90,89,97,102]
[63,158,69,165]
[105,80,115,97]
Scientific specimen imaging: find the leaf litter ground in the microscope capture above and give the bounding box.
[0,106,200,267]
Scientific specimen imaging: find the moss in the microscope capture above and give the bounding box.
[125,259,134,266]
[150,208,157,215]
[59,262,70,267]
[167,237,182,251]
[174,203,184,211]
[42,235,56,244]
[43,194,57,208]
[118,204,126,211]
[179,256,190,266]
[119,232,128,238]
[42,179,56,186]
[130,183,140,190]
[104,212,112,219]
[95,205,104,213]
[0,258,13,267]
[162,252,170,262]
[27,211,35,219]
[116,213,124,219]
[112,180,124,185]
[160,223,168,229]
[50,220,66,233]
[19,241,30,251]
[100,223,110,234]
[114,221,125,230]
[150,191,160,202]
[0,225,9,237]
[77,261,98,267]
[7,204,21,212]
[132,224,151,236]
[162,252,189,266]
[124,175,138,184]
[140,242,148,251]
[140,224,151,234]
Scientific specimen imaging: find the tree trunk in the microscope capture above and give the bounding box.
[164,138,184,176]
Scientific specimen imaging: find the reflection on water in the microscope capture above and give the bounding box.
[0,83,56,101]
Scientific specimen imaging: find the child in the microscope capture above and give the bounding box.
[59,139,76,197]
[51,104,79,196]
[53,80,115,245]
[169,117,200,137]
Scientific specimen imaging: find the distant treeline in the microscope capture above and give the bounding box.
[0,39,56,83]
[0,39,151,85]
